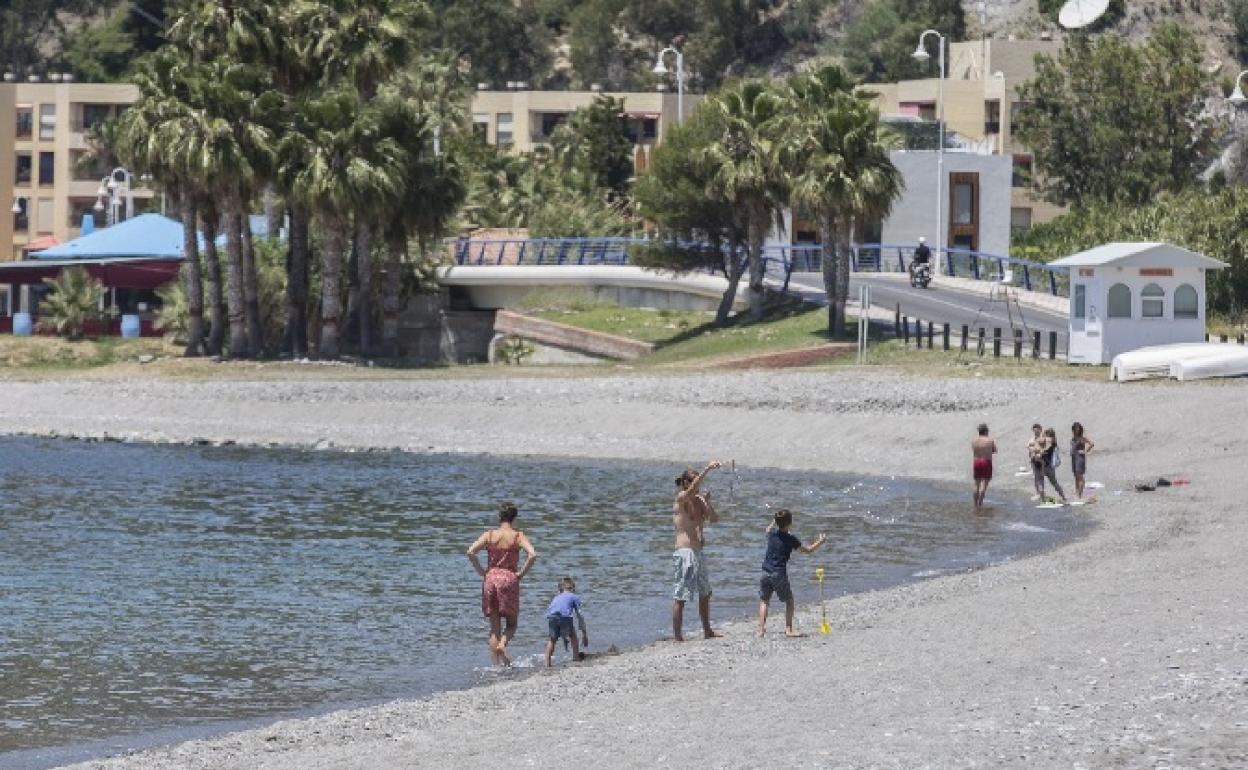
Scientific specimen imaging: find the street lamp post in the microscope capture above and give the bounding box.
[913,29,946,275]
[94,167,134,226]
[652,45,685,125]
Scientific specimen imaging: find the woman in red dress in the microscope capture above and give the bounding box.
[467,501,538,666]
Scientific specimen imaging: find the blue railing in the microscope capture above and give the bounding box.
[449,237,1069,297]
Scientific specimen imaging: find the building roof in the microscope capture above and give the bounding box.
[32,213,186,260]
[1049,242,1226,270]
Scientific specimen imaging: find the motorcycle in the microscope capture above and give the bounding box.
[909,260,932,289]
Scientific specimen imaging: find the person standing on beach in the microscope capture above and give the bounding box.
[672,460,722,641]
[1070,422,1095,498]
[971,423,997,510]
[1041,428,1069,505]
[467,502,537,666]
[757,509,826,637]
[1027,423,1047,500]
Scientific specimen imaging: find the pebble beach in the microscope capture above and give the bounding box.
[1,368,1244,769]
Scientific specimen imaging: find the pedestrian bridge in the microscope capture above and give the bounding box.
[440,237,1070,312]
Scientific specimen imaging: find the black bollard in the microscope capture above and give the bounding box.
[993,328,1002,358]
[1049,331,1057,360]
[943,323,951,351]
[903,317,910,344]
[977,328,986,356]
[1033,331,1041,359]
[961,324,969,353]
[914,318,923,348]
[927,321,935,349]
[1014,329,1023,359]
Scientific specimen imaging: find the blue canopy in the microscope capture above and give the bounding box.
[32,213,187,260]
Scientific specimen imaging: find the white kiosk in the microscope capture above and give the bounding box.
[1049,242,1226,365]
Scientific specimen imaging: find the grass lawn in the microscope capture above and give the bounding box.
[0,336,175,371]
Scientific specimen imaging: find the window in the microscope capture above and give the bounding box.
[1107,283,1132,318]
[39,104,57,140]
[1010,207,1032,234]
[36,198,55,235]
[12,198,28,232]
[642,117,658,140]
[1074,284,1086,319]
[15,152,32,185]
[1012,155,1033,188]
[496,112,513,146]
[16,107,33,139]
[984,100,1001,135]
[1174,284,1199,320]
[1009,101,1027,134]
[917,102,937,121]
[38,152,55,185]
[471,113,489,142]
[953,182,974,225]
[78,104,113,132]
[539,112,567,140]
[1140,283,1165,319]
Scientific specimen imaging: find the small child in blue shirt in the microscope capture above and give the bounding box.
[757,508,826,637]
[544,576,589,666]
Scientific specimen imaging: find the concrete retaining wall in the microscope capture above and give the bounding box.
[493,309,654,361]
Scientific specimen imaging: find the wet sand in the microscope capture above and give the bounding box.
[0,370,1244,769]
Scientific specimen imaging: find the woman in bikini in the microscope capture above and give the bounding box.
[1070,422,1095,499]
[467,501,538,666]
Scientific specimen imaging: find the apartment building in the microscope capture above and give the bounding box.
[3,79,156,264]
[861,38,1065,238]
[469,87,702,171]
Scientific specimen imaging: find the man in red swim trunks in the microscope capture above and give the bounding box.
[971,423,997,511]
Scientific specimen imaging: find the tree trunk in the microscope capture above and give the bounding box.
[241,210,263,355]
[344,223,361,349]
[201,207,225,356]
[834,220,854,338]
[355,225,374,357]
[286,203,310,358]
[319,218,346,358]
[747,208,766,320]
[716,244,748,325]
[179,195,205,356]
[820,213,840,336]
[224,197,248,357]
[381,237,404,357]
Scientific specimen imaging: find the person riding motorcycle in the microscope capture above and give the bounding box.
[909,237,932,287]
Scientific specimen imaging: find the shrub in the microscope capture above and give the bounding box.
[38,267,105,340]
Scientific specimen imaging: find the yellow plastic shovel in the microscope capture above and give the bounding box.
[816,567,831,635]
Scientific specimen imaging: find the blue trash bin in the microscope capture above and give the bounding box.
[13,312,32,336]
[120,314,141,339]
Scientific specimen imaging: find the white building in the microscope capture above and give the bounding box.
[1050,243,1226,365]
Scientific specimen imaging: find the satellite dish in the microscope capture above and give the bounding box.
[1058,0,1110,29]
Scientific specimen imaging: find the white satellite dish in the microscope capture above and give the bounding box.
[1058,0,1110,29]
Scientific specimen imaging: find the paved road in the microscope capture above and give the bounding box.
[787,271,1068,335]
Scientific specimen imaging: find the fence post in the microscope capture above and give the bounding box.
[903,317,910,345]
[993,328,1002,358]
[943,323,951,351]
[914,318,923,348]
[927,321,934,349]
[1033,331,1041,359]
[1014,329,1023,359]
[1049,331,1057,360]
[961,324,969,353]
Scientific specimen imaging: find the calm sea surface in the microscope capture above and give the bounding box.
[0,437,1086,767]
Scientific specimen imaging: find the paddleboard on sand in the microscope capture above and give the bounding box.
[1036,502,1065,509]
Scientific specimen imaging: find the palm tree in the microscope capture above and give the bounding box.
[700,80,790,319]
[785,65,903,335]
[112,49,211,356]
[281,87,408,358]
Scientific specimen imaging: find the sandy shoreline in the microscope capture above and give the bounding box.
[1,369,1245,769]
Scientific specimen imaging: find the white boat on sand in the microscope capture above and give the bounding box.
[1111,343,1248,382]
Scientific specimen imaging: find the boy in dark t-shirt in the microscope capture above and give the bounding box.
[756,509,827,637]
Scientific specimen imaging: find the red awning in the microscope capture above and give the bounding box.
[22,236,60,252]
[0,258,182,289]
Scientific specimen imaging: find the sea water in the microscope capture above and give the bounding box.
[0,438,1086,767]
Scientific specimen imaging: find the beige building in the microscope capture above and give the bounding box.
[3,79,156,264]
[861,38,1065,237]
[469,88,702,171]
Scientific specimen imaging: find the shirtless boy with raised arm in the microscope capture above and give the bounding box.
[672,460,722,641]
